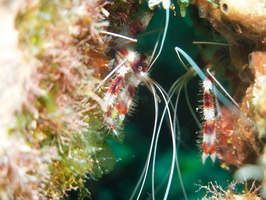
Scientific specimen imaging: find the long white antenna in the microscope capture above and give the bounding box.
[175,46,238,111]
[206,68,239,108]
[100,30,138,42]
[193,41,229,46]
[148,0,170,70]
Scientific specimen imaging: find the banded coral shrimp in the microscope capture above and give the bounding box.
[172,43,266,197]
[85,0,188,199]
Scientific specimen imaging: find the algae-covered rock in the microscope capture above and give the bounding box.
[0,0,146,198]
